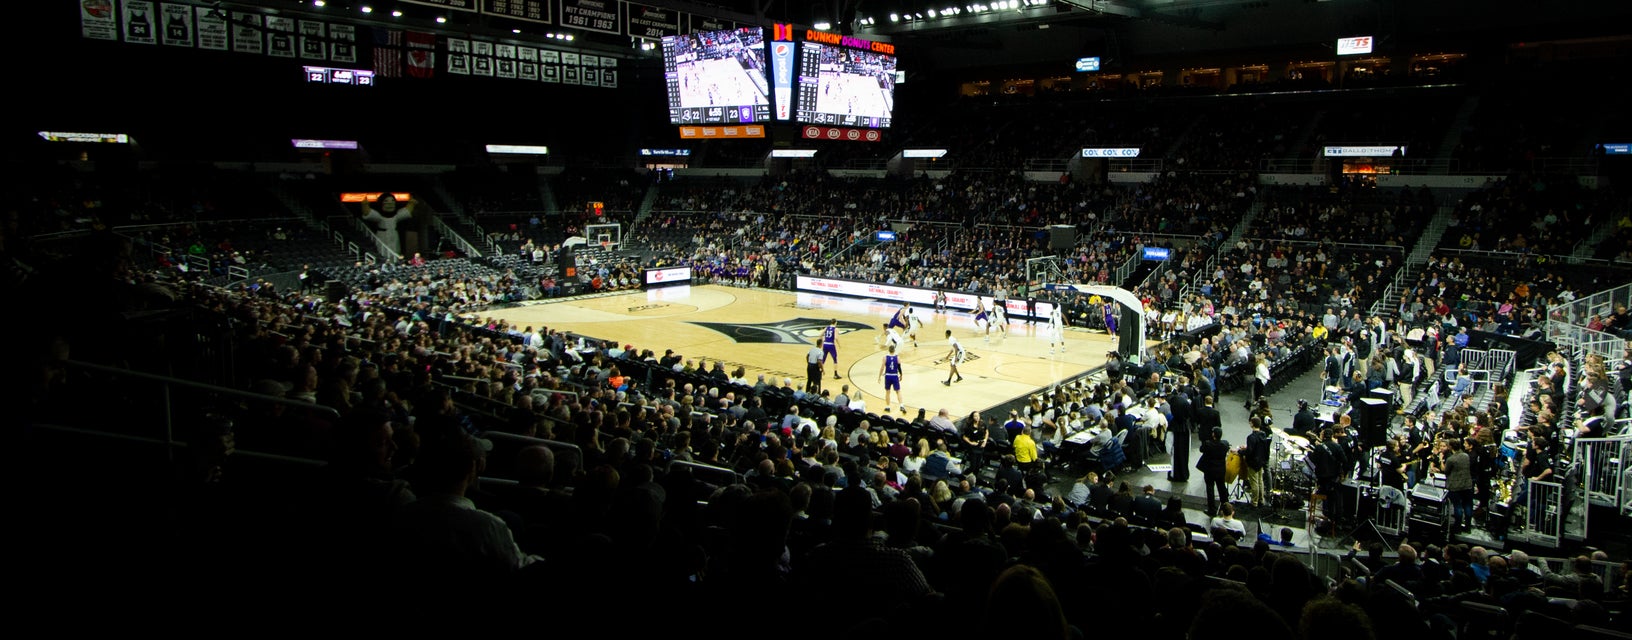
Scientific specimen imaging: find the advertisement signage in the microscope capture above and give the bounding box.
[1081,148,1141,158]
[644,266,692,286]
[1323,146,1402,157]
[795,275,1054,320]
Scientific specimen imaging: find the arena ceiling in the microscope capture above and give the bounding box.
[202,0,1630,70]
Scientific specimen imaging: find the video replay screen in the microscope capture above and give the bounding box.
[795,40,896,128]
[661,27,772,125]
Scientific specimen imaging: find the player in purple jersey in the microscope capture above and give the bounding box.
[878,344,905,413]
[822,319,840,378]
[887,302,912,331]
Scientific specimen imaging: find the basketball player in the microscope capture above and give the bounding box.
[887,302,912,332]
[822,319,841,379]
[883,324,906,352]
[906,307,923,348]
[933,290,948,314]
[942,330,966,386]
[990,301,1009,338]
[973,298,991,342]
[1102,300,1119,336]
[1047,303,1067,355]
[878,344,905,414]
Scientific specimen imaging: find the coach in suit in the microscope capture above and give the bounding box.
[1167,383,1195,482]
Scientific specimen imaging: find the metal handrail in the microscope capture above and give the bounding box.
[61,359,341,463]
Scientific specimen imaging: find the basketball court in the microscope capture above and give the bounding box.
[485,285,1125,417]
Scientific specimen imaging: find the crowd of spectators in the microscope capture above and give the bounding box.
[1445,175,1623,257]
[1255,183,1434,247]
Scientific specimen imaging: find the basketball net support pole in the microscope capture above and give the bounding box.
[1042,282,1147,361]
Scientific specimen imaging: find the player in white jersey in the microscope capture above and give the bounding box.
[990,302,1008,339]
[1047,304,1066,355]
[941,330,966,386]
[883,325,906,351]
[906,309,923,348]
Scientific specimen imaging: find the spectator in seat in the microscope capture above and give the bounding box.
[391,430,539,579]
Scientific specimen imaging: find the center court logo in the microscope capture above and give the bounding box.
[689,317,872,345]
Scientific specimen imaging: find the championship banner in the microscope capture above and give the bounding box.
[801,125,883,142]
[559,0,621,35]
[688,14,734,34]
[329,24,356,63]
[122,0,157,45]
[81,0,118,40]
[480,0,551,24]
[625,2,680,40]
[678,125,766,139]
[160,2,193,47]
[231,12,263,55]
[401,0,478,11]
[195,7,228,50]
[299,20,327,60]
[266,15,296,58]
[446,38,470,75]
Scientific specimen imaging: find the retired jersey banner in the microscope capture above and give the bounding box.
[329,24,356,63]
[446,38,470,75]
[232,12,263,55]
[518,47,539,80]
[265,16,296,58]
[601,68,617,88]
[195,7,228,50]
[80,0,118,40]
[471,40,493,76]
[160,3,193,47]
[122,0,157,44]
[299,21,327,60]
[495,43,517,79]
[801,125,883,142]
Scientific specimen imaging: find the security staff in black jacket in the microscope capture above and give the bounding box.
[1167,382,1195,482]
[1311,427,1352,525]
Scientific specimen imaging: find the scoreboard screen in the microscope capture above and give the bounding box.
[661,27,771,125]
[305,66,374,86]
[795,40,895,128]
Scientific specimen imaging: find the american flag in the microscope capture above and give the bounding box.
[373,28,402,78]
